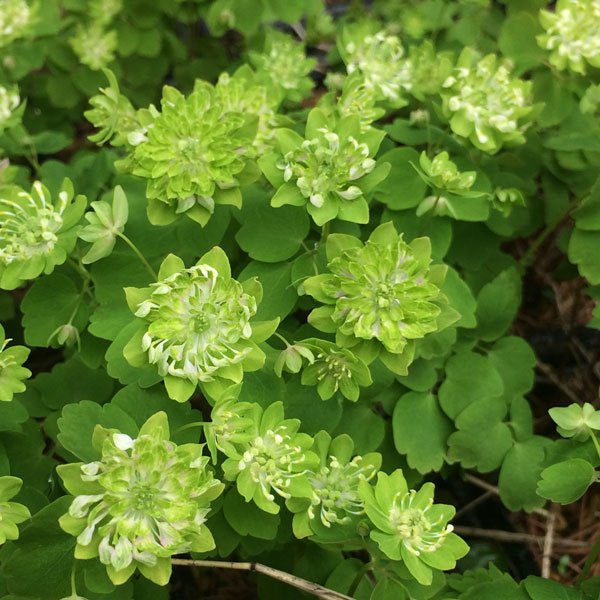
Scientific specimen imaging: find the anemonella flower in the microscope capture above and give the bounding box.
[124,250,271,402]
[299,338,372,402]
[538,0,600,74]
[0,323,31,401]
[0,0,33,48]
[0,84,22,134]
[249,30,316,103]
[0,476,30,544]
[441,48,535,153]
[0,179,86,290]
[222,401,318,514]
[70,23,117,71]
[287,431,381,538]
[58,413,223,586]
[119,81,259,227]
[359,470,468,585]
[304,222,455,375]
[416,152,477,194]
[259,107,389,226]
[340,26,411,107]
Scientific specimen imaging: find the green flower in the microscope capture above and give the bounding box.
[304,222,456,374]
[84,69,140,147]
[0,476,30,543]
[249,30,316,103]
[331,73,386,132]
[273,341,315,377]
[221,401,318,514]
[204,383,257,463]
[404,41,453,101]
[0,323,31,401]
[259,107,390,226]
[89,0,122,25]
[70,23,117,71]
[299,338,372,402]
[0,84,23,135]
[359,470,468,585]
[119,82,259,226]
[441,48,536,154]
[288,432,380,538]
[58,413,223,586]
[214,65,283,152]
[0,0,34,48]
[339,25,411,107]
[0,178,87,290]
[538,0,600,74]
[124,249,276,402]
[549,402,600,441]
[490,187,525,216]
[415,152,477,195]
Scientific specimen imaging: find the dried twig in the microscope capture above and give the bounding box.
[536,361,581,404]
[171,558,355,600]
[454,525,588,548]
[542,505,558,578]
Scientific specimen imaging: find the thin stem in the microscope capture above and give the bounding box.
[576,533,600,586]
[117,232,158,280]
[320,222,330,246]
[67,257,91,282]
[519,195,584,269]
[347,561,374,597]
[172,421,208,436]
[590,431,600,462]
[273,331,291,347]
[171,558,354,600]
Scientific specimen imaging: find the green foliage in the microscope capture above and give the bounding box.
[1,1,600,598]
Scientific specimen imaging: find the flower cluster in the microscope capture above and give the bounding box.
[259,107,389,226]
[550,402,600,441]
[538,0,600,74]
[214,66,281,152]
[249,31,316,103]
[335,74,386,132]
[288,432,380,538]
[304,222,454,374]
[490,187,525,216]
[0,323,31,401]
[404,42,454,101]
[124,250,270,402]
[70,24,117,71]
[0,476,30,544]
[299,338,372,402]
[416,151,476,195]
[339,26,411,107]
[359,470,468,585]
[441,48,535,153]
[0,179,86,290]
[0,0,33,48]
[0,84,22,134]
[84,69,140,147]
[118,82,259,226]
[58,413,223,585]
[221,401,318,514]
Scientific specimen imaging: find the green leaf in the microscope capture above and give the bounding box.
[524,576,587,600]
[392,392,453,474]
[472,267,521,342]
[236,203,309,262]
[569,229,600,285]
[238,261,297,321]
[439,351,504,419]
[498,13,545,71]
[2,497,75,599]
[441,267,477,329]
[57,400,138,462]
[488,337,536,399]
[498,437,550,512]
[537,458,597,504]
[370,578,408,600]
[223,489,280,540]
[572,177,600,231]
[333,403,385,455]
[448,397,513,472]
[373,148,427,210]
[21,274,88,347]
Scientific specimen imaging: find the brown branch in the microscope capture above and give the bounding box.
[542,505,558,578]
[454,525,587,548]
[171,558,355,600]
